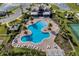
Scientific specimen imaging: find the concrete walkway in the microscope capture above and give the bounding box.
[46,43,65,56]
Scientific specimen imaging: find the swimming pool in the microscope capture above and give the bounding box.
[21,20,50,43]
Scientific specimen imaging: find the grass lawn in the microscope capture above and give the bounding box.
[67,3,79,12]
[8,19,21,26]
[0,24,10,43]
[8,47,46,56]
[0,3,2,6]
[0,25,7,34]
[50,4,59,10]
[0,36,10,43]
[0,47,46,56]
[75,47,79,55]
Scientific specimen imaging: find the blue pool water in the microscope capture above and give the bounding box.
[21,20,50,43]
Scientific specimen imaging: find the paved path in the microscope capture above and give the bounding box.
[68,39,76,52]
[46,43,65,56]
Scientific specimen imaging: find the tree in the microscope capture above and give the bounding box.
[23,26,27,30]
[30,17,34,24]
[24,31,28,34]
[48,27,51,31]
[6,11,13,17]
[48,23,52,31]
[48,23,53,27]
[30,16,34,21]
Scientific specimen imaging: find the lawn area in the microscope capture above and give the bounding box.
[12,48,46,56]
[0,25,7,34]
[0,36,10,43]
[0,3,2,6]
[50,4,59,10]
[67,3,79,12]
[75,47,79,55]
[8,19,22,26]
[0,24,10,43]
[0,47,46,56]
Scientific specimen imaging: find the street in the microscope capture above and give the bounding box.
[0,3,31,24]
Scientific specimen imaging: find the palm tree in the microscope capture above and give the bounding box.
[48,23,52,31]
[23,26,27,30]
[48,27,51,31]
[24,30,28,34]
[48,23,52,27]
[30,16,34,21]
[30,17,34,24]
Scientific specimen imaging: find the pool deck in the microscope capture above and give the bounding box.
[12,17,60,52]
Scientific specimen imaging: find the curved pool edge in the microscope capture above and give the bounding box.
[20,20,51,44]
[12,20,53,46]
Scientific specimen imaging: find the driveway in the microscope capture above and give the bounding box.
[46,43,65,56]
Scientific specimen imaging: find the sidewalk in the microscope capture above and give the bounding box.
[46,43,65,56]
